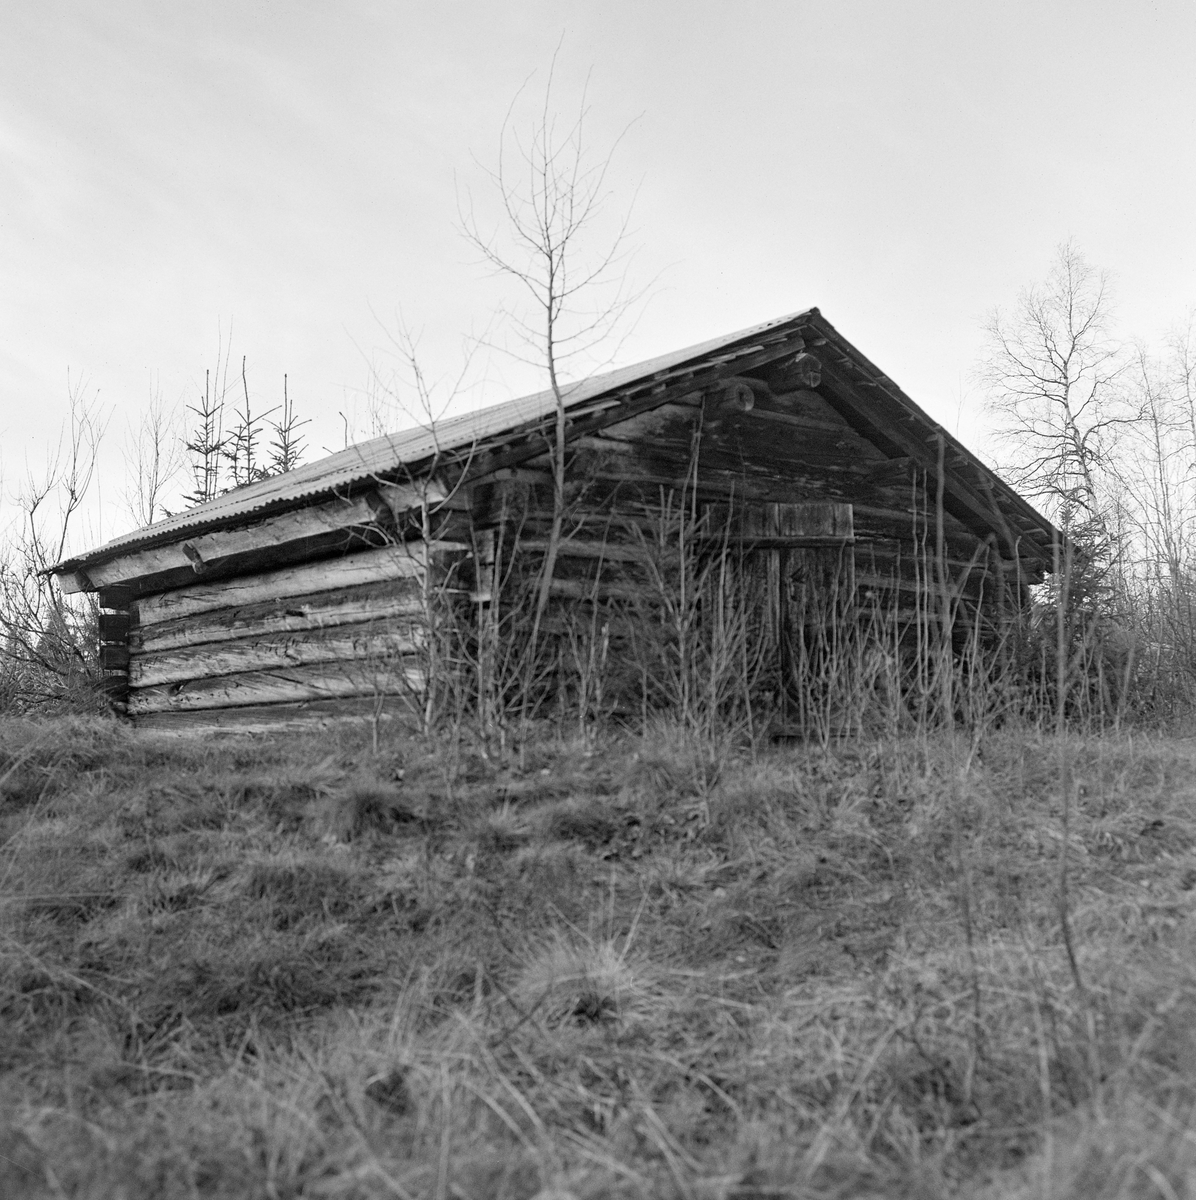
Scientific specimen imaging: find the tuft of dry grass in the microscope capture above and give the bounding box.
[514,930,656,1026]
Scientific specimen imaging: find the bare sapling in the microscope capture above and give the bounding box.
[122,384,185,526]
[358,320,488,742]
[1053,525,1103,1105]
[560,518,615,745]
[458,51,646,744]
[223,356,278,488]
[932,436,988,1078]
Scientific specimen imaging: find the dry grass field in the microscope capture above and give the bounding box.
[3,716,1196,1198]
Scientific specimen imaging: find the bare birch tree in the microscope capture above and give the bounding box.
[980,241,1132,546]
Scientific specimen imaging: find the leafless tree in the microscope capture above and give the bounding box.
[363,313,479,436]
[122,385,185,526]
[1118,347,1184,583]
[458,54,645,668]
[1167,312,1196,469]
[361,318,488,735]
[1108,318,1196,659]
[980,241,1133,543]
[0,378,107,710]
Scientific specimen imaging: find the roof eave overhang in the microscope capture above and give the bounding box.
[48,461,434,584]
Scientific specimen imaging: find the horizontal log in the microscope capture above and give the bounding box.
[130,578,426,654]
[131,621,426,689]
[851,545,1005,574]
[707,501,854,545]
[574,455,853,503]
[695,465,863,502]
[98,587,134,611]
[55,570,93,596]
[862,457,916,487]
[377,480,450,516]
[100,644,131,670]
[850,501,975,538]
[854,571,985,598]
[488,460,557,483]
[517,538,658,564]
[127,658,426,716]
[133,543,433,627]
[548,578,652,603]
[699,442,869,484]
[132,695,421,736]
[594,401,703,443]
[571,435,639,456]
[764,387,841,420]
[87,492,391,591]
[100,673,130,699]
[498,504,870,554]
[735,404,879,445]
[98,612,131,642]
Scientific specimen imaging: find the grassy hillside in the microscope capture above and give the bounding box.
[2,717,1196,1198]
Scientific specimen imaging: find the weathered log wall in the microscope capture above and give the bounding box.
[121,542,435,731]
[457,381,1025,627]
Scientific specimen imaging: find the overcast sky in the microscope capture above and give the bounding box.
[3,0,1195,551]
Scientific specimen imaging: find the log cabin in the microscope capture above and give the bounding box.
[50,309,1061,734]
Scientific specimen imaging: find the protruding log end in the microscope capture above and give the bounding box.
[712,380,755,413]
[779,352,822,390]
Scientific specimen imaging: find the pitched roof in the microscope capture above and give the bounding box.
[52,309,1058,577]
